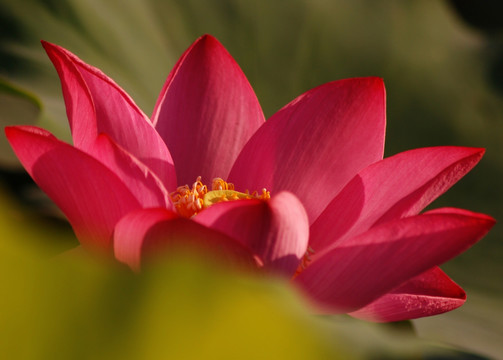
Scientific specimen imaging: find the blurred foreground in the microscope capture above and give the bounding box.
[0,189,495,359]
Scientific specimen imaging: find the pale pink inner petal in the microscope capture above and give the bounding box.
[194,191,309,277]
[229,77,386,224]
[114,208,259,271]
[152,35,265,185]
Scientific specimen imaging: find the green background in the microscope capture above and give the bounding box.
[1,1,502,358]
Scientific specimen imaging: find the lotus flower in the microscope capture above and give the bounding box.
[5,35,494,322]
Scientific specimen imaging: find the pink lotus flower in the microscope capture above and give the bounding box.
[6,35,494,322]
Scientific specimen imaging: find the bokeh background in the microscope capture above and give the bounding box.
[0,0,502,359]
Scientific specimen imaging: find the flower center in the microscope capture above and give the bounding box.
[169,176,270,218]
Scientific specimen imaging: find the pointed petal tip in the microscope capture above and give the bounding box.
[310,145,490,252]
[6,126,143,251]
[426,207,496,227]
[4,125,15,137]
[352,267,469,322]
[199,33,215,41]
[41,38,177,189]
[320,76,384,91]
[472,146,486,155]
[188,34,229,61]
[154,31,264,184]
[350,273,468,323]
[41,40,82,60]
[472,212,495,225]
[188,34,231,60]
[365,76,385,98]
[296,209,494,313]
[4,125,21,143]
[40,39,64,56]
[230,74,386,222]
[5,125,19,140]
[335,76,384,90]
[440,145,485,158]
[5,125,55,141]
[351,294,466,323]
[197,34,220,45]
[469,146,486,161]
[41,40,71,62]
[5,124,24,135]
[362,76,384,86]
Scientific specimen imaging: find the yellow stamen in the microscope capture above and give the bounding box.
[211,177,235,191]
[169,176,270,218]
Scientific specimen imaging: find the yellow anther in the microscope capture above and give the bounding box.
[169,176,209,218]
[169,176,270,218]
[211,177,235,191]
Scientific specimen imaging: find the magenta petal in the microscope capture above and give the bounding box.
[310,146,485,253]
[42,41,177,190]
[295,210,494,313]
[194,192,309,277]
[113,208,259,271]
[92,134,171,209]
[5,126,141,251]
[152,35,265,185]
[229,77,386,223]
[113,208,177,270]
[349,267,466,322]
[40,42,97,148]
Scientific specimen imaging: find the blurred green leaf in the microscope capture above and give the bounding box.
[0,79,41,167]
[0,189,351,359]
[0,0,183,144]
[415,291,503,360]
[0,189,479,360]
[0,249,349,359]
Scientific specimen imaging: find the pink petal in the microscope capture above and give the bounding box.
[194,192,309,277]
[294,209,494,313]
[229,77,386,223]
[42,41,177,190]
[152,34,265,185]
[113,208,176,270]
[113,208,259,271]
[5,126,141,252]
[92,134,171,209]
[310,146,485,253]
[349,267,466,322]
[41,42,97,148]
